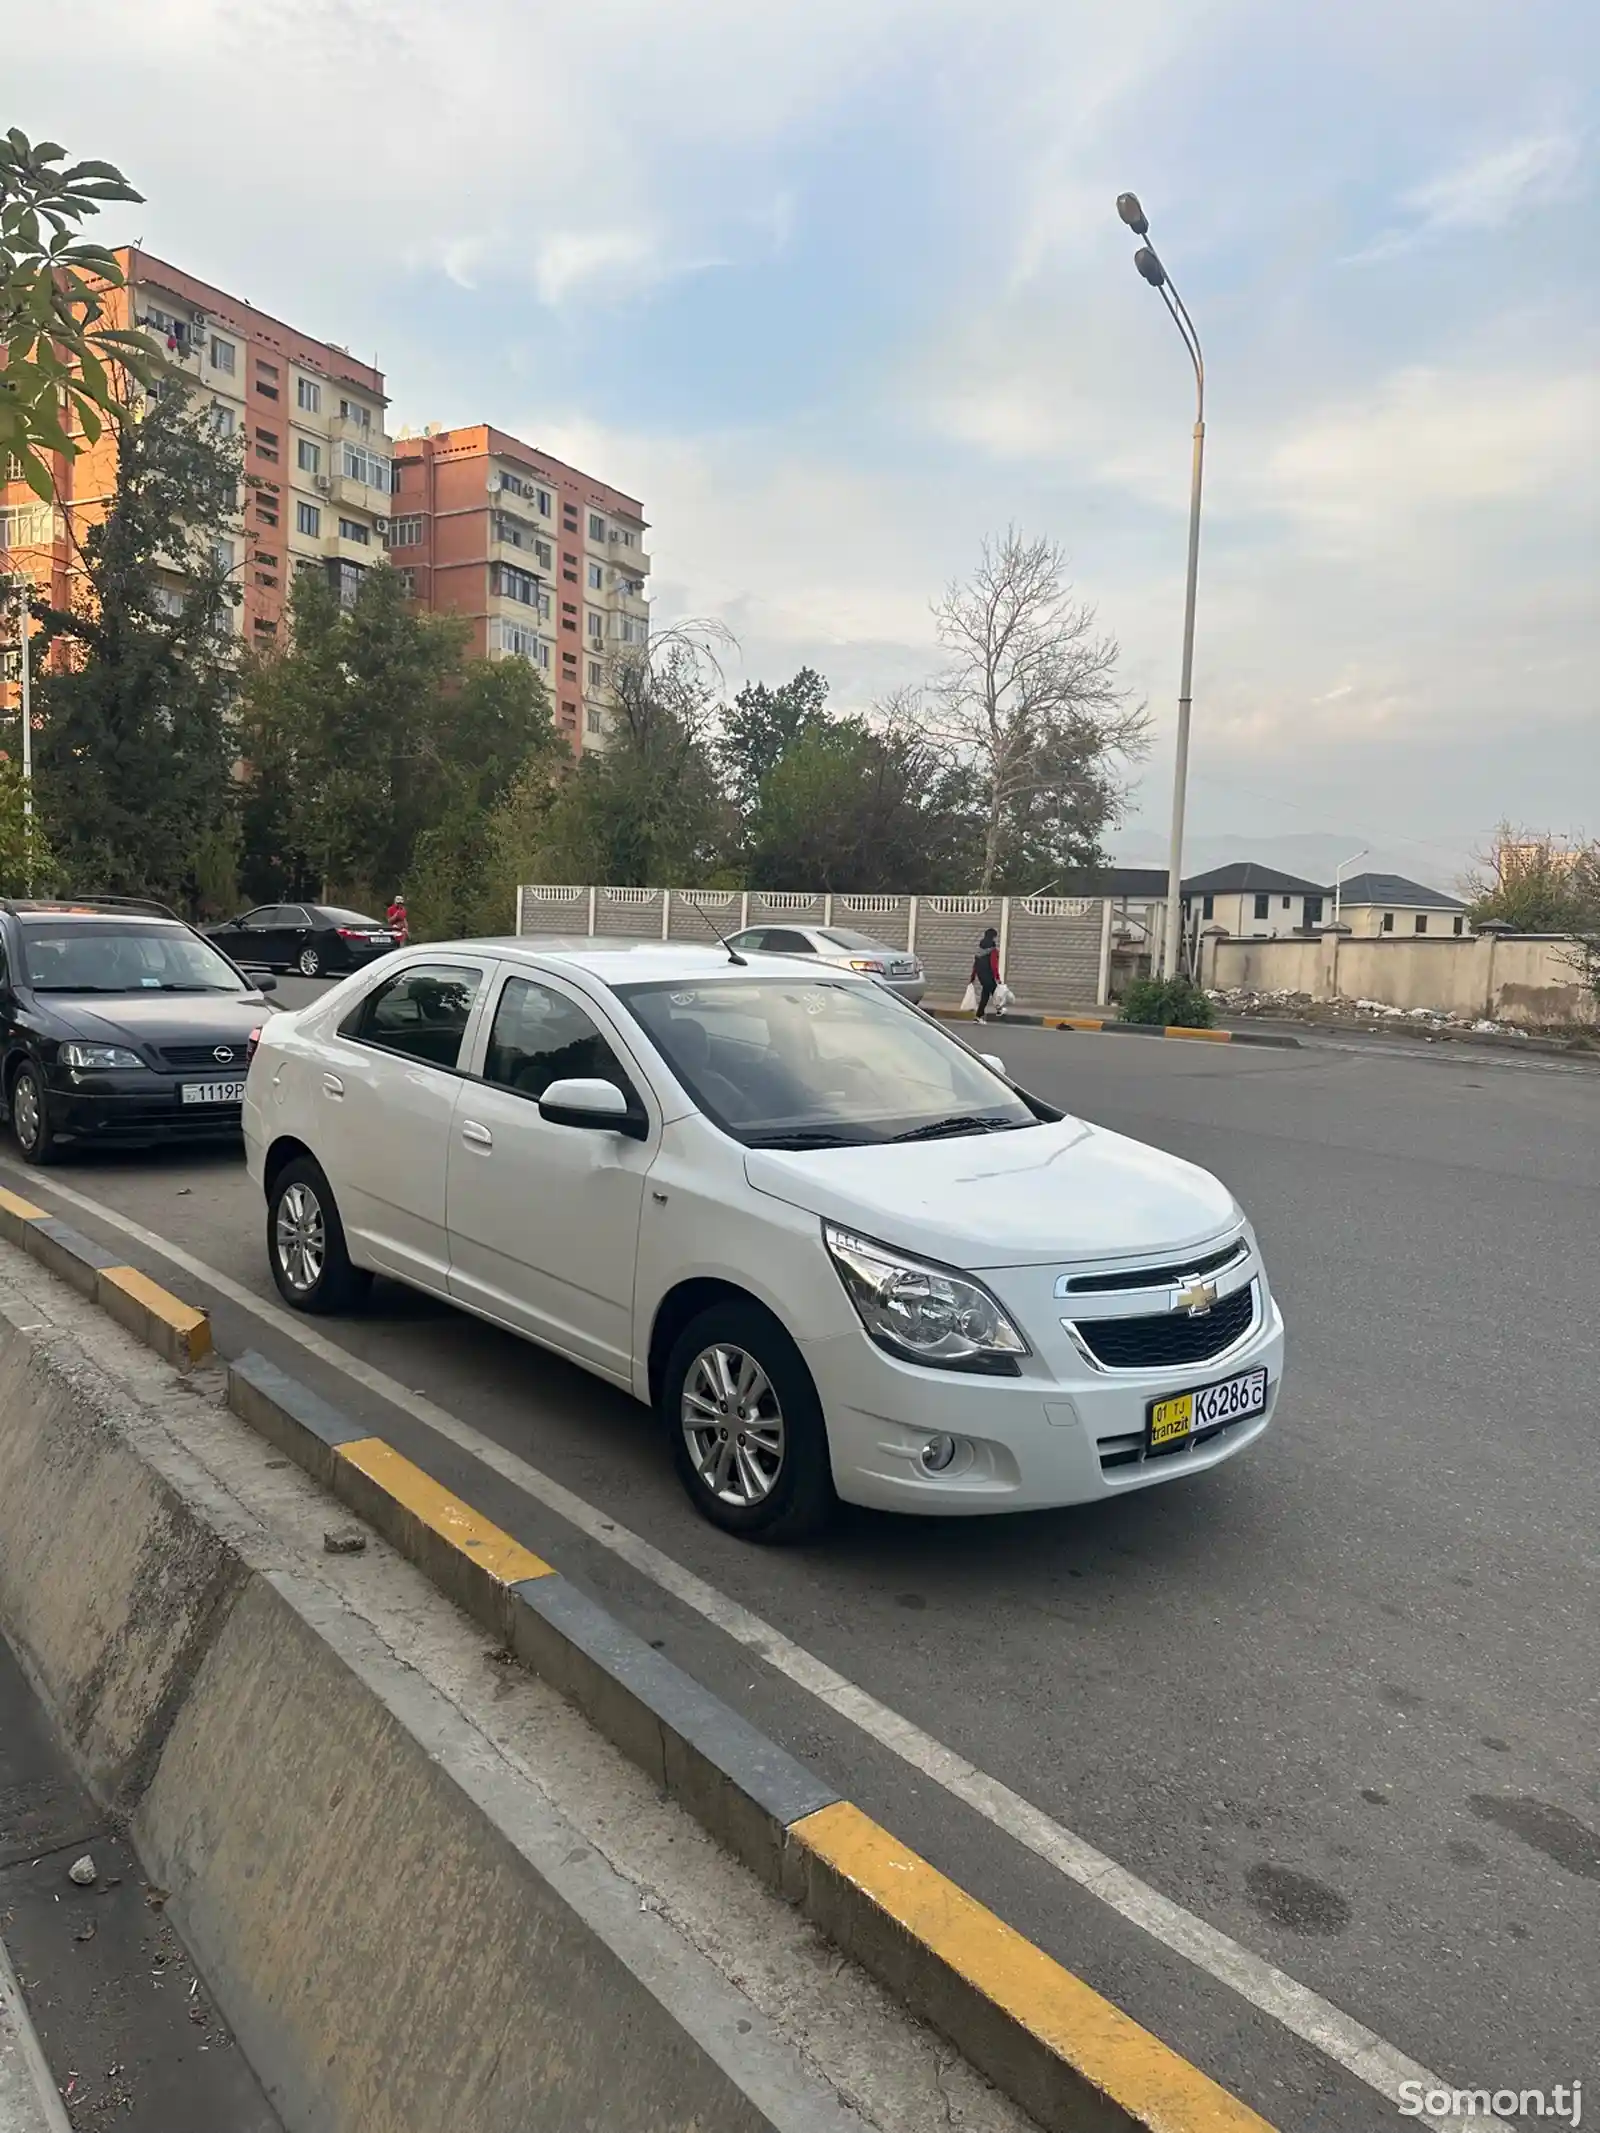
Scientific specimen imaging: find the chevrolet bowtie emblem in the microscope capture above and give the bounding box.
[1175,1279,1217,1316]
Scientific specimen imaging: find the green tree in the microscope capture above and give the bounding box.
[749,701,971,891]
[1465,825,1591,932]
[534,633,731,885]
[31,386,243,904]
[1,129,156,498]
[717,666,831,814]
[0,753,58,894]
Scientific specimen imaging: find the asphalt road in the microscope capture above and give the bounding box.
[4,981,1596,2131]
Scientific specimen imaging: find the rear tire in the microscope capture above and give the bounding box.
[297,944,323,978]
[10,1062,58,1166]
[662,1300,835,1541]
[267,1155,370,1314]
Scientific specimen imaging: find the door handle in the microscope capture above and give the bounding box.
[322,1073,344,1099]
[461,1119,493,1149]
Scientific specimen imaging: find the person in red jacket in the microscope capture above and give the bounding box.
[971,926,1000,1020]
[386,894,409,946]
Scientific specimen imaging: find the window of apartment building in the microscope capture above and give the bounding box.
[256,499,279,529]
[1414,914,1428,934]
[586,706,604,736]
[587,612,604,642]
[255,361,279,400]
[298,376,321,413]
[212,539,234,571]
[561,698,578,724]
[152,585,185,618]
[297,439,321,475]
[394,569,416,598]
[535,488,552,517]
[587,560,604,591]
[254,427,279,462]
[342,444,392,492]
[619,615,647,646]
[537,592,552,620]
[491,562,539,607]
[534,539,552,570]
[587,659,604,687]
[1253,894,1270,920]
[339,397,372,430]
[390,516,423,547]
[327,558,365,609]
[616,528,636,548]
[1381,912,1395,932]
[210,403,236,437]
[339,517,370,545]
[297,501,321,537]
[1453,916,1465,936]
[588,512,606,540]
[210,335,236,373]
[253,615,277,636]
[254,570,279,589]
[0,504,60,549]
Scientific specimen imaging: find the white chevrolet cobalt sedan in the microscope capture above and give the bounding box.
[245,941,1284,1541]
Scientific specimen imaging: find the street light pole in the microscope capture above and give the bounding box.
[1333,847,1368,927]
[1117,193,1205,980]
[4,577,34,893]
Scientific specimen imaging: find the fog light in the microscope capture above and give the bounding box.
[920,1434,958,1473]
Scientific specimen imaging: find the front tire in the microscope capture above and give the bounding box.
[10,1063,58,1166]
[267,1156,370,1313]
[297,944,323,978]
[662,1301,835,1541]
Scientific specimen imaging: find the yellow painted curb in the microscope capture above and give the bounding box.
[337,1436,556,1589]
[1163,1026,1232,1043]
[790,1802,1274,2133]
[0,1185,46,1246]
[97,1264,213,1367]
[1046,1016,1107,1032]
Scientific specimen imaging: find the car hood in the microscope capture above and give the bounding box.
[744,1116,1240,1270]
[32,991,271,1051]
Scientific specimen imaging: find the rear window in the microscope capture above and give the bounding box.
[820,928,888,952]
[321,908,383,927]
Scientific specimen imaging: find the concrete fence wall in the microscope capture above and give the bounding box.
[516,884,1138,1007]
[1202,931,1598,1028]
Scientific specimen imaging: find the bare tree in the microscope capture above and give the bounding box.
[928,529,1148,892]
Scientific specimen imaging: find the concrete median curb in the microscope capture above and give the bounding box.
[0,1186,213,1364]
[929,1008,1301,1049]
[223,1349,1274,2133]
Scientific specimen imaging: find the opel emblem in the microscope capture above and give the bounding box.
[1175,1278,1217,1317]
[213,1045,235,1064]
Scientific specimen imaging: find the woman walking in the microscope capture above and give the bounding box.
[970,926,1001,1021]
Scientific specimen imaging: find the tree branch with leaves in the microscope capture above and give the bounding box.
[1,129,155,499]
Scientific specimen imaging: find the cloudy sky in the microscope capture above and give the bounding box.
[16,0,1597,883]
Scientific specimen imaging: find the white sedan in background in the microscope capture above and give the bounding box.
[244,940,1284,1541]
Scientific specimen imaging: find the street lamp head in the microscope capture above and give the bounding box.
[1116,192,1149,235]
[1133,245,1167,288]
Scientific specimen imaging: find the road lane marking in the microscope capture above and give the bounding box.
[0,1161,1507,2133]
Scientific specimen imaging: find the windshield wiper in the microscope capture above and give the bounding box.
[889,1113,1028,1143]
[742,1128,869,1150]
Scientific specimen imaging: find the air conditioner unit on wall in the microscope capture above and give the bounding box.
[374,517,390,535]
[315,475,333,494]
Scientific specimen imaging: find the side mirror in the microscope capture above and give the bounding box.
[254,974,278,994]
[539,1077,635,1134]
[981,1053,1007,1075]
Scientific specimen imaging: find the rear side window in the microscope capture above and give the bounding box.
[342,964,481,1069]
[483,977,634,1102]
[760,929,815,953]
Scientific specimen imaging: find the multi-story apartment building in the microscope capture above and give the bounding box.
[0,248,394,676]
[391,424,649,752]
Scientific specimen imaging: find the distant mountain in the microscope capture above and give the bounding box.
[1109,830,1469,895]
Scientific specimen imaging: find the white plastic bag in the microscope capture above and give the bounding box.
[992,982,1015,1016]
[960,981,980,1013]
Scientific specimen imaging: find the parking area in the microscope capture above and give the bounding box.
[2,987,1595,2131]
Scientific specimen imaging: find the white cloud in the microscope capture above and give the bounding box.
[1350,130,1584,260]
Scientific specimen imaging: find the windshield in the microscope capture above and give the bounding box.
[21,922,251,994]
[616,976,1035,1148]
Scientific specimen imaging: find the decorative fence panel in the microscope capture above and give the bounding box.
[516,884,1129,1007]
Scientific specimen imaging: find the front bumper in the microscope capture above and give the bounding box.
[804,1293,1284,1515]
[42,1075,244,1144]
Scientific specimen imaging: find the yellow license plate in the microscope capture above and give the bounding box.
[1147,1393,1194,1448]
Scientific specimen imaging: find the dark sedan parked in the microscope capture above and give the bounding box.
[0,899,277,1163]
[207,903,400,978]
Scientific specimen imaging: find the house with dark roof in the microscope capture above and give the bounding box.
[1333,872,1469,938]
[1180,863,1329,953]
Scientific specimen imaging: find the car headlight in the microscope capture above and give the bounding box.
[823,1223,1029,1374]
[59,1042,145,1070]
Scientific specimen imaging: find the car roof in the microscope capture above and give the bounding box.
[434,937,869,987]
[8,903,187,928]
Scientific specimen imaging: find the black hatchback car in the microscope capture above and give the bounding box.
[207,903,400,978]
[0,899,277,1163]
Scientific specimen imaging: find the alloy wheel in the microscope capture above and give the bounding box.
[681,1344,786,1506]
[12,1073,41,1152]
[298,947,321,977]
[275,1181,326,1294]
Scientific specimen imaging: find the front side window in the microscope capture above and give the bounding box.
[617,976,1035,1148]
[483,977,635,1104]
[344,964,482,1069]
[21,922,248,994]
